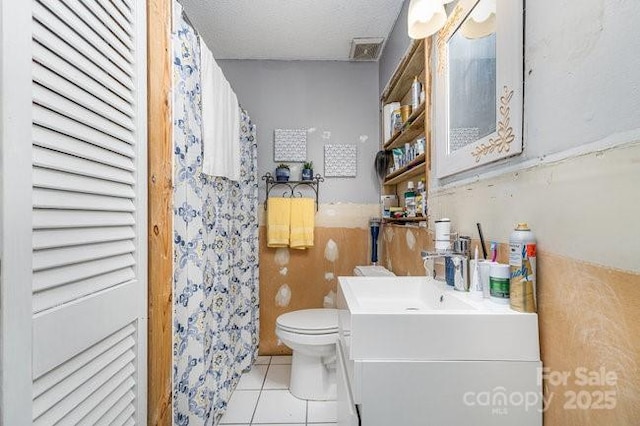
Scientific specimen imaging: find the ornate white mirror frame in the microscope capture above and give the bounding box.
[434,0,523,178]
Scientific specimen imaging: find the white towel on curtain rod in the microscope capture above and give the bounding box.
[200,37,241,181]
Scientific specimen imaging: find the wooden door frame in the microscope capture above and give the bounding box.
[147,0,173,424]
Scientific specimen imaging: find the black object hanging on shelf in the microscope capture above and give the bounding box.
[374,150,391,182]
[262,172,324,211]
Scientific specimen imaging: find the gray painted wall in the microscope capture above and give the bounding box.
[435,0,640,185]
[218,60,381,204]
[523,0,640,156]
[378,0,411,93]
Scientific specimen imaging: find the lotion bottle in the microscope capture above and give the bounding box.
[411,77,421,110]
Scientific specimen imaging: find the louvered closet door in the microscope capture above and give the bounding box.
[31,0,146,424]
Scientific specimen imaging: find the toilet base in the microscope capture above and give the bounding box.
[289,351,337,401]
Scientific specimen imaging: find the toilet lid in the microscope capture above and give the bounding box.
[276,309,338,335]
[353,265,396,276]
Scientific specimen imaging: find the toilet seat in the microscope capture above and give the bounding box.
[275,327,337,347]
[276,308,338,335]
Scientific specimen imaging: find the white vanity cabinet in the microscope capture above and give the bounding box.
[336,277,543,426]
[336,338,359,426]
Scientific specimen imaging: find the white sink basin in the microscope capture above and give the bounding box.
[342,277,477,312]
[337,277,540,361]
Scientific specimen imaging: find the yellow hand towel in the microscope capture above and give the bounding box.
[267,197,291,248]
[289,198,315,250]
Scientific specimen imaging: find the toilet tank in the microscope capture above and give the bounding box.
[353,265,395,277]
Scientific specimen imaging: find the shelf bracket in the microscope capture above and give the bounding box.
[262,173,325,211]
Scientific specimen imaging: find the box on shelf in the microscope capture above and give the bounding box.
[381,195,398,218]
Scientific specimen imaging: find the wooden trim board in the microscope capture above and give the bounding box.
[147,0,173,424]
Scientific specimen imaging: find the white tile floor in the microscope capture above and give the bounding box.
[219,355,337,426]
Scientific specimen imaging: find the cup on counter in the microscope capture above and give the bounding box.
[434,218,452,252]
[470,259,496,299]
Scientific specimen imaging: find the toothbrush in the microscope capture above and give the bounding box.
[471,245,481,296]
[490,241,498,262]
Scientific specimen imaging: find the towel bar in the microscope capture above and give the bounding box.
[262,173,324,211]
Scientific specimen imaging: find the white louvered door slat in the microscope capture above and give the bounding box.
[33,239,135,273]
[110,0,134,25]
[32,24,134,103]
[33,268,136,313]
[38,0,135,74]
[63,363,136,424]
[33,226,136,250]
[33,146,135,184]
[96,0,133,37]
[33,336,135,419]
[33,42,135,117]
[33,126,135,171]
[79,381,136,425]
[95,389,136,426]
[113,408,138,426]
[34,188,136,211]
[32,325,135,398]
[33,353,135,424]
[28,0,147,424]
[34,107,136,158]
[78,0,134,50]
[33,254,136,291]
[33,167,137,198]
[59,0,135,63]
[33,63,135,130]
[33,85,135,144]
[33,210,135,229]
[33,2,134,89]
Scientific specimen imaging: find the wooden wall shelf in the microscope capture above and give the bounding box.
[379,38,431,227]
[384,153,426,185]
[383,102,425,150]
[382,217,427,224]
[381,39,426,103]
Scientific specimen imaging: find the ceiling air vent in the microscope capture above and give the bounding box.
[349,37,385,61]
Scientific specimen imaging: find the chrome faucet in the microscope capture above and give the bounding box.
[422,235,471,291]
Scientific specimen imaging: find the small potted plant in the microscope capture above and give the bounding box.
[301,161,313,181]
[275,163,290,182]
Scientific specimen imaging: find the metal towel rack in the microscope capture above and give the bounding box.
[262,173,324,211]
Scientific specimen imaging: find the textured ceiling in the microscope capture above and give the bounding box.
[179,0,404,61]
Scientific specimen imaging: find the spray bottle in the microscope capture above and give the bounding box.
[509,223,537,312]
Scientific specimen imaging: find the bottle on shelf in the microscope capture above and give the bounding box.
[416,179,427,217]
[404,181,417,218]
[411,77,422,110]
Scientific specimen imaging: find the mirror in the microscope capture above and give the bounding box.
[435,0,523,178]
[448,25,496,152]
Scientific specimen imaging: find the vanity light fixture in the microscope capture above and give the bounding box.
[408,0,495,40]
[460,0,497,39]
[408,0,447,39]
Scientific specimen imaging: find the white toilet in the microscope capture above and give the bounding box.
[275,265,395,401]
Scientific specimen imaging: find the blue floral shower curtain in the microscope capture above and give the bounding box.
[172,12,259,425]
